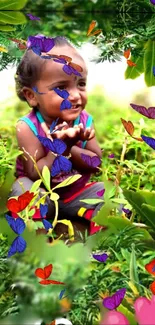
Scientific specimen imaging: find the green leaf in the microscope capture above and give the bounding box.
[117,304,137,325]
[130,243,142,294]
[138,190,155,207]
[30,179,42,193]
[0,0,28,10]
[141,203,155,231]
[0,168,16,214]
[28,208,35,218]
[102,177,116,201]
[125,54,144,80]
[0,25,15,31]
[33,221,44,230]
[92,200,117,226]
[52,174,81,190]
[144,40,155,87]
[80,198,103,204]
[42,166,51,191]
[0,11,27,25]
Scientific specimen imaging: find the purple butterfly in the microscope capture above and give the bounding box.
[92,252,108,262]
[81,153,101,167]
[53,57,67,64]
[37,136,72,176]
[122,208,132,216]
[108,154,115,158]
[130,103,155,119]
[141,134,155,150]
[27,35,55,53]
[5,215,26,257]
[150,0,155,5]
[40,204,53,231]
[26,13,40,21]
[32,86,46,95]
[103,288,126,310]
[63,64,82,77]
[8,236,27,257]
[52,87,72,110]
[153,66,155,76]
[96,189,105,197]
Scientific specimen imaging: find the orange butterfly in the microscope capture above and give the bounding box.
[7,191,35,213]
[9,38,27,50]
[46,321,56,325]
[123,48,136,67]
[87,20,102,37]
[145,259,155,294]
[50,54,83,73]
[35,264,65,285]
[121,118,143,142]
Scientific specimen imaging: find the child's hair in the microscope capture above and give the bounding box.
[15,35,75,104]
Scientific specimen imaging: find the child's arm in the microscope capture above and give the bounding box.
[16,121,57,181]
[70,124,102,173]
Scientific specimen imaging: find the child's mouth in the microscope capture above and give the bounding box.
[71,104,81,110]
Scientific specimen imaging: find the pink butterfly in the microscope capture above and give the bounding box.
[130,103,155,119]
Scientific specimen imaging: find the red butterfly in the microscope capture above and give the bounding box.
[35,264,65,285]
[145,259,155,294]
[123,48,136,67]
[7,191,35,213]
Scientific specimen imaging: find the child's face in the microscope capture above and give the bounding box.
[33,45,88,124]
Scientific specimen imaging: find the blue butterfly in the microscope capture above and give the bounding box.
[153,66,155,77]
[63,64,82,77]
[50,117,59,134]
[40,204,53,231]
[5,215,26,257]
[37,136,67,154]
[141,134,155,150]
[32,86,46,95]
[5,215,26,235]
[59,289,66,299]
[37,136,72,176]
[8,236,27,257]
[51,155,72,177]
[52,87,72,111]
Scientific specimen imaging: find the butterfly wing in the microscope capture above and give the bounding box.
[53,139,67,154]
[37,135,65,154]
[130,103,149,118]
[97,189,105,197]
[150,281,155,294]
[27,36,43,50]
[31,46,41,56]
[89,29,102,36]
[69,62,83,73]
[81,153,92,166]
[91,156,101,167]
[124,49,131,59]
[40,203,48,218]
[35,264,53,279]
[53,58,67,64]
[42,37,55,52]
[32,86,45,94]
[127,60,136,67]
[18,191,35,211]
[153,66,155,76]
[8,236,26,257]
[121,118,134,136]
[52,87,69,99]
[141,134,155,150]
[63,65,72,75]
[87,20,96,36]
[60,99,72,110]
[5,215,25,235]
[18,43,27,50]
[50,118,59,133]
[59,289,66,299]
[113,288,126,308]
[103,296,116,310]
[145,259,155,275]
[51,156,72,177]
[59,55,72,62]
[42,218,53,231]
[147,107,155,119]
[68,65,82,76]
[39,279,65,285]
[7,198,20,213]
[92,253,108,262]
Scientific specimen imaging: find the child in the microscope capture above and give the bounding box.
[9,35,105,235]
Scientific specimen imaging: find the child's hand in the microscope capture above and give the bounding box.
[51,122,95,146]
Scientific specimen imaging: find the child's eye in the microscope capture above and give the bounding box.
[57,85,66,90]
[79,82,86,87]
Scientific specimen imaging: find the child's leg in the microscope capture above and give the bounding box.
[8,177,55,218]
[59,182,105,235]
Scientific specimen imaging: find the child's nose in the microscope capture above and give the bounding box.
[68,87,81,101]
